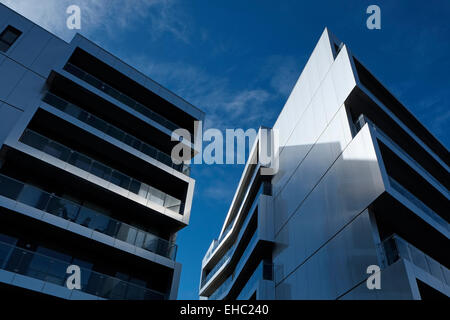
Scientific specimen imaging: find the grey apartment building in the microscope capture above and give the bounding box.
[200,29,449,300]
[0,4,203,300]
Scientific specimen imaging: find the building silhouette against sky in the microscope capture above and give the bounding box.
[200,29,449,300]
[0,3,204,300]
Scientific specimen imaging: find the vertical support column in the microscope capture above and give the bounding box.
[169,262,182,300]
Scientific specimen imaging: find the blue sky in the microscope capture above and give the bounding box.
[2,0,449,299]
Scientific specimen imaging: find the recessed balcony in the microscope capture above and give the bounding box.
[19,129,184,215]
[0,173,177,260]
[42,92,190,176]
[64,63,180,133]
[236,260,273,300]
[203,182,268,266]
[206,231,259,299]
[0,240,167,300]
[382,234,450,287]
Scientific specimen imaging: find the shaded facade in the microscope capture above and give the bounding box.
[200,29,449,300]
[0,4,204,300]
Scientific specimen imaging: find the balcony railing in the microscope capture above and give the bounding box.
[201,204,259,289]
[20,129,184,215]
[382,234,449,286]
[236,261,273,300]
[42,92,190,176]
[374,125,446,193]
[202,208,258,286]
[0,240,167,300]
[64,63,180,132]
[203,183,265,263]
[233,231,258,277]
[355,115,447,194]
[209,274,232,300]
[0,173,177,260]
[202,244,235,288]
[354,114,367,132]
[207,230,259,299]
[388,176,448,231]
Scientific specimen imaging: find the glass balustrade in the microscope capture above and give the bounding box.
[207,230,260,299]
[202,244,235,287]
[0,174,177,260]
[42,92,190,176]
[203,217,236,263]
[64,63,180,133]
[202,223,258,289]
[209,274,232,300]
[374,125,446,192]
[354,114,367,132]
[382,235,449,285]
[355,115,447,193]
[234,231,258,276]
[388,176,448,231]
[236,261,273,300]
[201,195,261,289]
[204,184,265,263]
[19,129,184,215]
[0,240,167,300]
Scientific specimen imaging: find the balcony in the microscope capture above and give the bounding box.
[201,200,259,289]
[356,114,447,193]
[64,63,179,133]
[388,176,448,231]
[42,92,190,176]
[351,109,449,190]
[0,240,167,300]
[203,183,265,264]
[202,244,235,289]
[20,129,184,215]
[209,273,232,300]
[203,218,236,264]
[382,234,450,287]
[0,173,177,260]
[206,231,259,299]
[236,261,273,300]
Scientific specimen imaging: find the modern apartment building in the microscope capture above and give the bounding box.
[0,4,204,300]
[200,28,449,300]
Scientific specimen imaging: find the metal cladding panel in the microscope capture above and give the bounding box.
[340,259,417,300]
[273,29,335,149]
[0,103,22,146]
[7,25,52,67]
[272,44,356,199]
[273,125,386,296]
[273,105,353,233]
[275,210,379,299]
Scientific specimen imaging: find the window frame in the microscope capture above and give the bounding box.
[0,25,22,52]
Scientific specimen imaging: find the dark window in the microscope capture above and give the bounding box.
[0,26,22,52]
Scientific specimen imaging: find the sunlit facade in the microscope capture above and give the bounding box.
[200,28,449,300]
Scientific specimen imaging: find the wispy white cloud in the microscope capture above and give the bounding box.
[259,55,304,96]
[0,0,189,42]
[0,1,300,135]
[223,89,270,115]
[196,165,239,202]
[125,55,277,130]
